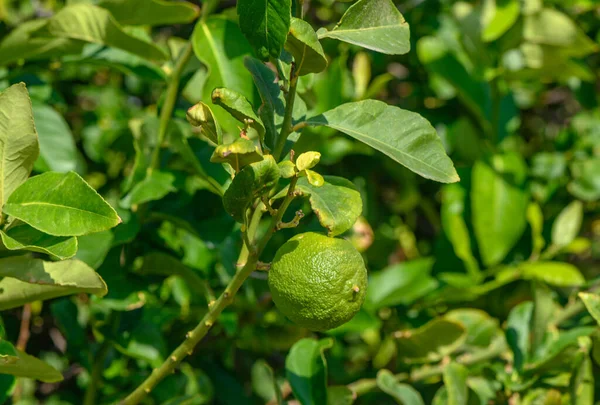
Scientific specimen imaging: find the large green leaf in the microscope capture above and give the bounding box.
[0,340,63,383]
[294,176,362,237]
[237,0,291,60]
[377,369,424,405]
[307,100,458,183]
[3,171,121,237]
[32,104,84,174]
[0,257,107,310]
[285,338,333,405]
[471,156,529,267]
[365,258,437,310]
[0,20,84,66]
[285,18,328,76]
[579,293,600,326]
[317,0,410,55]
[98,0,199,26]
[192,17,256,134]
[0,84,40,208]
[45,4,168,61]
[520,262,585,287]
[0,222,77,260]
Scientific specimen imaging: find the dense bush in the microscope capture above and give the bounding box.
[0,0,599,404]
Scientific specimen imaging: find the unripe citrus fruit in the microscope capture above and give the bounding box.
[268,232,368,331]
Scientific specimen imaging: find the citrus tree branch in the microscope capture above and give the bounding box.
[120,178,300,405]
[273,65,298,161]
[149,41,194,171]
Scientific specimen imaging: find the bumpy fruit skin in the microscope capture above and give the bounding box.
[268,232,368,331]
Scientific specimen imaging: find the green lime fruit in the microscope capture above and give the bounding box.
[268,232,368,331]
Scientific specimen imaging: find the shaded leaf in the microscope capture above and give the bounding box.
[307,100,458,183]
[318,0,410,55]
[327,386,354,405]
[98,0,199,26]
[237,0,291,60]
[0,257,107,310]
[0,222,77,260]
[211,87,265,139]
[285,338,333,405]
[210,138,263,172]
[0,340,62,383]
[0,83,40,208]
[506,301,532,372]
[120,170,176,208]
[4,171,121,237]
[377,369,424,405]
[251,359,282,403]
[186,102,223,145]
[395,318,465,360]
[286,18,328,76]
[75,230,114,269]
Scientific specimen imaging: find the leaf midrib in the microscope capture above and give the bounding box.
[6,201,116,221]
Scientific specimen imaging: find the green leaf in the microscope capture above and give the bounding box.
[285,18,328,76]
[0,340,63,383]
[295,175,362,237]
[551,200,583,249]
[296,152,321,171]
[579,293,600,326]
[186,102,223,145]
[252,360,283,404]
[365,258,437,310]
[317,0,410,55]
[520,262,585,287]
[527,202,545,258]
[120,171,176,208]
[223,155,280,223]
[210,138,264,172]
[0,83,40,208]
[443,363,469,405]
[472,156,529,267]
[0,222,77,260]
[305,170,324,187]
[445,309,500,348]
[441,184,480,280]
[307,100,458,183]
[46,4,168,61]
[570,352,594,405]
[211,87,265,140]
[0,20,84,66]
[32,104,84,174]
[327,386,354,405]
[285,338,333,405]
[395,318,465,360]
[75,230,114,269]
[0,257,107,310]
[237,0,291,60]
[506,301,532,372]
[531,282,554,353]
[98,0,199,26]
[244,57,282,150]
[192,17,257,134]
[377,369,424,405]
[3,171,121,237]
[482,0,520,42]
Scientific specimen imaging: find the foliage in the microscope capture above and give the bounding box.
[0,0,599,404]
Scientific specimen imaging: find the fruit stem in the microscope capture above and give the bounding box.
[120,177,300,405]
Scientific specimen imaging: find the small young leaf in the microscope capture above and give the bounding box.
[578,293,600,326]
[296,152,321,171]
[46,4,168,61]
[211,88,265,140]
[0,83,40,208]
[318,0,410,55]
[3,171,121,237]
[237,0,291,60]
[210,138,264,172]
[443,363,469,405]
[186,102,223,145]
[223,155,280,223]
[285,338,333,405]
[307,100,458,183]
[0,341,63,383]
[98,0,199,26]
[0,257,107,310]
[285,18,328,76]
[551,200,583,249]
[377,369,424,405]
[278,161,296,178]
[0,222,77,260]
[120,171,176,208]
[305,170,324,187]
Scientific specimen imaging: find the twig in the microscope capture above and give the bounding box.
[273,64,299,160]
